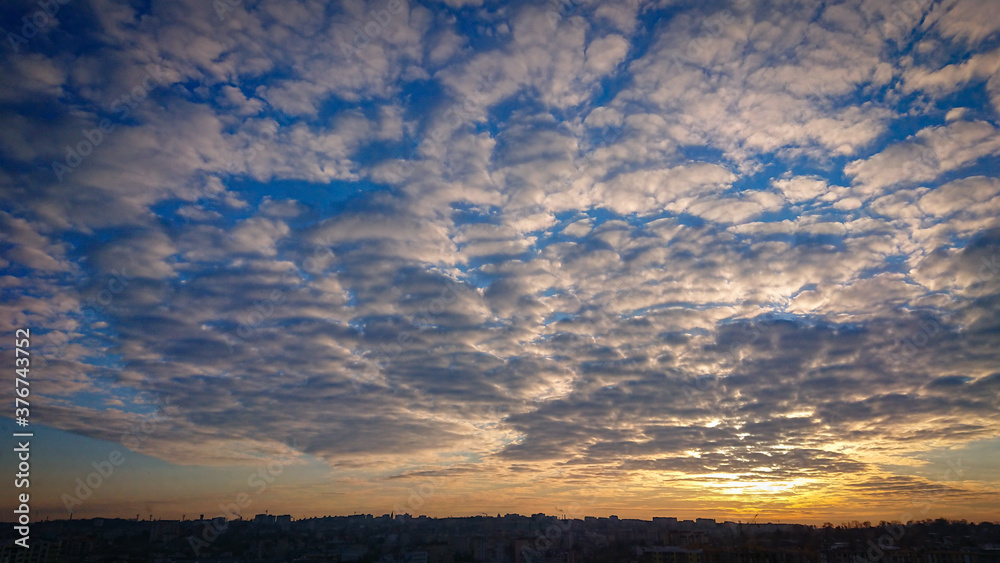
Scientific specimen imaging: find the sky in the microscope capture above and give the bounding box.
[1,0,999,525]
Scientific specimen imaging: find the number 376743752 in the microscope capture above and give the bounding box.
[15,328,30,424]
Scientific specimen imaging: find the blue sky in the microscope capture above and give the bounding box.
[1,0,999,522]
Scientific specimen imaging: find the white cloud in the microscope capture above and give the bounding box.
[585,34,630,74]
[593,163,737,215]
[845,120,1000,196]
[923,0,1000,45]
[562,219,593,237]
[945,107,967,121]
[772,176,833,203]
[0,212,73,273]
[902,48,1000,113]
[230,217,291,256]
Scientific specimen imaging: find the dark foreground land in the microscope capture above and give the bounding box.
[2,514,999,563]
